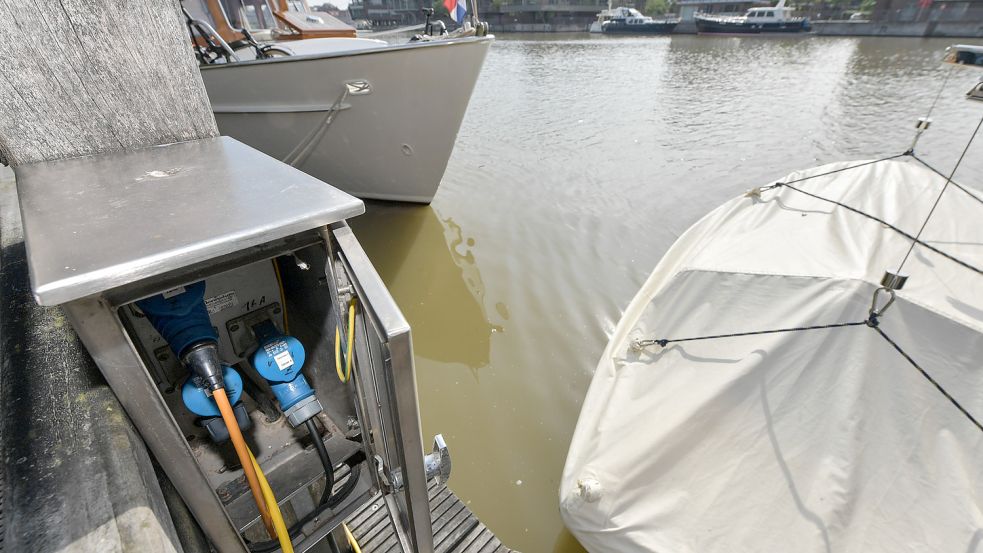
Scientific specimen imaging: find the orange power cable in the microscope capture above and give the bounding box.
[213,387,276,538]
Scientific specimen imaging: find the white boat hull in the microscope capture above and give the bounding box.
[202,36,493,203]
[561,159,983,552]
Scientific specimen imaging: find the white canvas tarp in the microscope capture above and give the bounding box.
[560,159,983,552]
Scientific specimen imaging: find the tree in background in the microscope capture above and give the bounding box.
[433,0,449,17]
[645,0,671,15]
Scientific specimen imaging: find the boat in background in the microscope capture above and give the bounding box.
[601,7,677,34]
[184,0,492,203]
[695,0,810,34]
[589,3,620,33]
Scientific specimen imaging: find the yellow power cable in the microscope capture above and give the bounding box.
[213,387,275,537]
[248,447,294,553]
[343,523,362,553]
[335,299,357,382]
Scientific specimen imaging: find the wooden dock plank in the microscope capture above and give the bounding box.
[346,481,515,553]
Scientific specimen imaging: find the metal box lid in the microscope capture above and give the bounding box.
[16,137,365,306]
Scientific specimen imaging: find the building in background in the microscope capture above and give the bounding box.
[312,2,357,24]
[808,0,983,35]
[348,0,429,27]
[479,0,609,31]
[872,0,983,21]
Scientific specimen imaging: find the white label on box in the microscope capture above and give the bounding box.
[273,350,294,370]
[205,290,239,314]
[162,286,186,299]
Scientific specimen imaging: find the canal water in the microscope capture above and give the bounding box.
[351,34,983,552]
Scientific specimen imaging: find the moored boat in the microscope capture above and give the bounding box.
[560,55,983,552]
[601,7,677,34]
[185,0,492,204]
[561,156,983,552]
[695,0,810,34]
[589,6,620,33]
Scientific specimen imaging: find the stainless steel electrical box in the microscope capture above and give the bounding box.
[15,137,436,553]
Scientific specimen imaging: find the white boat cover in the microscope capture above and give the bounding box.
[561,158,983,552]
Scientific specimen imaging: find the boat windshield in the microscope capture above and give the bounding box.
[220,0,277,30]
[185,0,220,26]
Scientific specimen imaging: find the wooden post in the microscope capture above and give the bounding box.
[0,1,218,551]
[0,0,217,166]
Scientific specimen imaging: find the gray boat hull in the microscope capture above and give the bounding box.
[202,36,493,203]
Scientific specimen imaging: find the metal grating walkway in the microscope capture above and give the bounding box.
[345,479,515,553]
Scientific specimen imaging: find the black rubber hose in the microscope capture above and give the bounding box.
[246,462,363,553]
[305,418,334,505]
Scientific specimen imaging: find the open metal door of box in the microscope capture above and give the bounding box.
[323,224,435,553]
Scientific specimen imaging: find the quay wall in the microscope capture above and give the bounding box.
[488,19,983,36]
[492,22,589,32]
[812,20,983,37]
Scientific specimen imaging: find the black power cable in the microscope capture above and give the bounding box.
[305,419,334,505]
[247,460,363,553]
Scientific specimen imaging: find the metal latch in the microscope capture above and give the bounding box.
[390,434,452,490]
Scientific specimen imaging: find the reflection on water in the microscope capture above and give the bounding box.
[349,203,502,371]
[352,34,983,553]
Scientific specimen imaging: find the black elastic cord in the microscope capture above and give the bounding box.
[879,324,983,430]
[776,181,983,277]
[641,316,983,434]
[770,153,909,188]
[305,419,334,505]
[872,326,983,433]
[638,320,868,349]
[897,113,983,274]
[910,153,983,207]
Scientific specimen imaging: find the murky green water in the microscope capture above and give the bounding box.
[351,34,983,552]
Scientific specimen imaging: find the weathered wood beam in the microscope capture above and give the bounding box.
[0,0,217,166]
[0,1,221,551]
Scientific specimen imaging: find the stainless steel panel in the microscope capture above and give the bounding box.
[15,136,364,306]
[63,297,248,553]
[329,224,434,553]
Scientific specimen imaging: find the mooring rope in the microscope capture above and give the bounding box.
[921,66,954,124]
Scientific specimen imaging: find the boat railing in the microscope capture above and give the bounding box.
[183,8,241,64]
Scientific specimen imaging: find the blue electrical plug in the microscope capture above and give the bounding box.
[137,282,250,442]
[250,320,322,427]
[137,281,225,391]
[182,365,252,443]
[183,365,244,417]
[136,281,217,358]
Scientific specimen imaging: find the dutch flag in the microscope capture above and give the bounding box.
[444,0,467,25]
